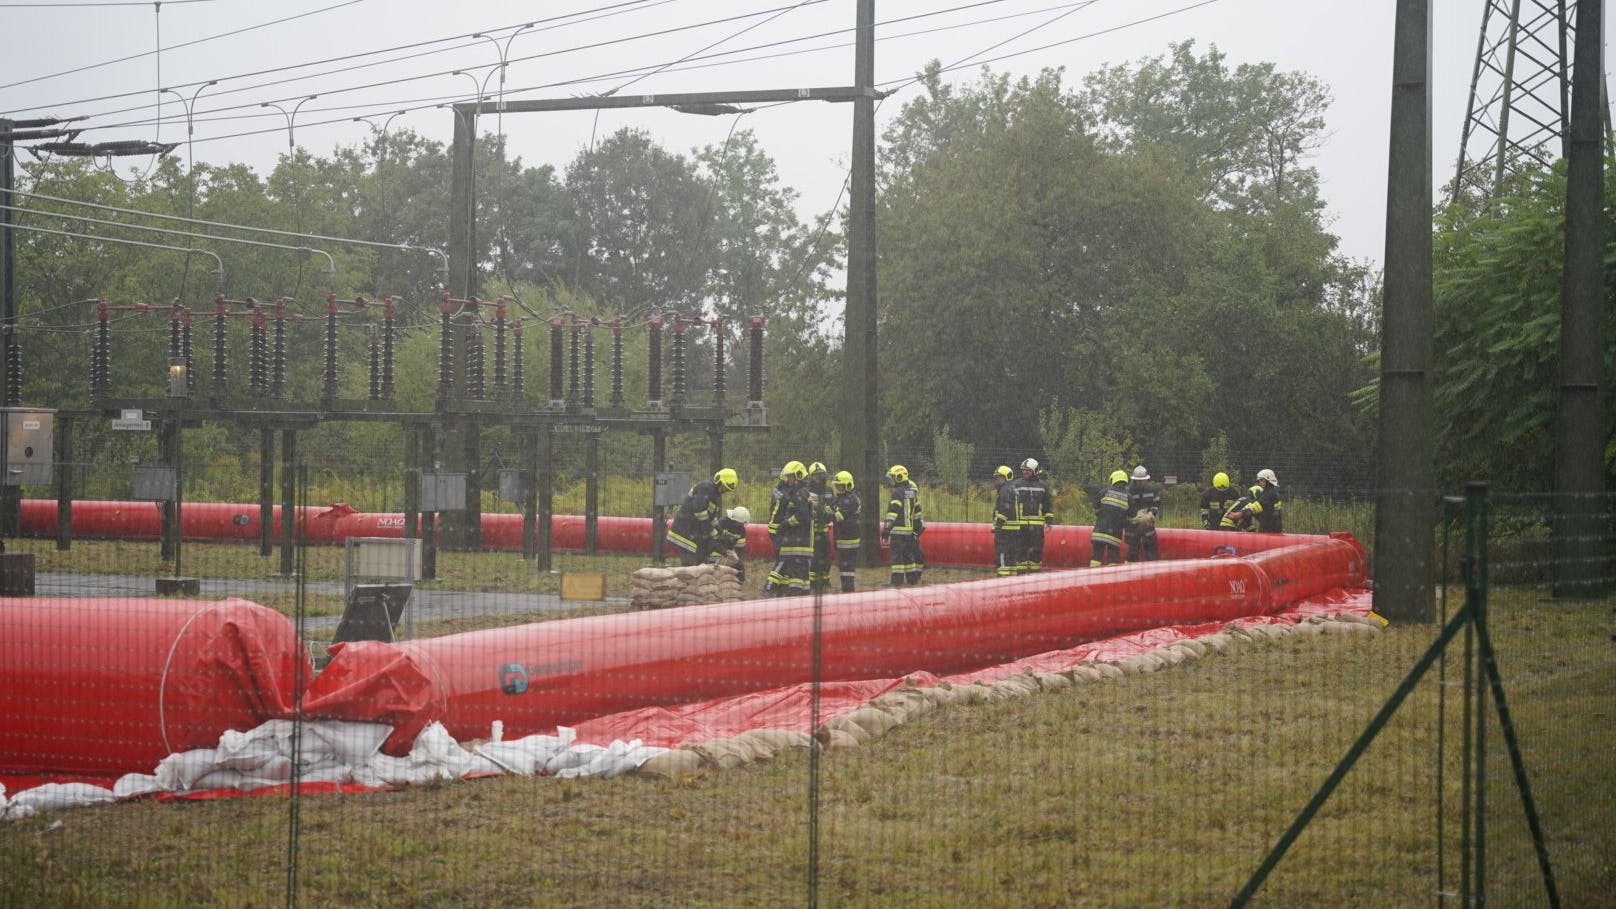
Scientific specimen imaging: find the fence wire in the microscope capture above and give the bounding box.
[1,450,1610,908]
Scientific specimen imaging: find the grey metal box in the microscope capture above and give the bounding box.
[654,470,691,507]
[133,466,177,501]
[3,408,54,486]
[419,471,467,511]
[497,468,526,502]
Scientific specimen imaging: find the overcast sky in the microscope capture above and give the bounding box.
[1,0,1604,270]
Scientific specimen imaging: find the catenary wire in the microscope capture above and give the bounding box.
[0,0,372,92]
[7,0,680,127]
[80,0,1085,145]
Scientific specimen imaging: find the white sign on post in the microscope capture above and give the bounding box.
[111,409,152,431]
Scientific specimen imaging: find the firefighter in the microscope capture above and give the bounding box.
[805,461,833,591]
[666,467,738,566]
[830,470,862,593]
[1013,458,1054,573]
[1091,470,1129,566]
[991,465,1023,577]
[713,505,750,582]
[1199,471,1242,530]
[1236,468,1284,533]
[1220,486,1261,531]
[1124,464,1161,562]
[881,464,925,586]
[764,461,814,597]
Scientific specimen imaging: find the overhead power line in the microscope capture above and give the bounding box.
[72,0,1065,141]
[1,200,337,285]
[10,187,446,273]
[0,0,371,93]
[1,0,675,115]
[4,221,225,291]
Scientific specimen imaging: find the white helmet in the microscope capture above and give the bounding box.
[1257,468,1279,487]
[1020,458,1038,472]
[728,506,751,523]
[1131,465,1150,481]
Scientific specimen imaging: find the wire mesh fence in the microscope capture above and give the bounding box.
[1,448,1610,907]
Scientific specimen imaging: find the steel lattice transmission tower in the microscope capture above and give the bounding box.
[1452,0,1582,200]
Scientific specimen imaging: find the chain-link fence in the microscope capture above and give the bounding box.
[1,442,1610,907]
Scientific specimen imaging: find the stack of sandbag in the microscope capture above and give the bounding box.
[630,563,744,609]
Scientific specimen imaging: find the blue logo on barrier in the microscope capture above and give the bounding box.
[499,662,528,695]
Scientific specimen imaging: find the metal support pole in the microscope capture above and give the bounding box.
[584,433,599,556]
[259,427,274,557]
[522,427,538,560]
[53,415,70,551]
[279,429,296,576]
[537,427,553,572]
[403,423,421,549]
[447,108,478,299]
[1373,0,1436,623]
[652,429,668,567]
[160,417,180,563]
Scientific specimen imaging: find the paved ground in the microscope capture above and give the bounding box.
[34,571,630,637]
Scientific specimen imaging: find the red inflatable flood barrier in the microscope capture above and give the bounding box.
[0,598,309,776]
[306,536,1366,753]
[22,499,1330,570]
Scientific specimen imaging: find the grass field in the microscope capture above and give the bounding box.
[2,583,1610,908]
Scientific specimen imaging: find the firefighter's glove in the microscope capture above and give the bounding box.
[913,518,924,535]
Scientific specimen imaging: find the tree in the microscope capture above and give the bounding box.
[878,66,1216,459]
[561,127,711,319]
[877,55,1375,489]
[1422,158,1614,490]
[1082,40,1332,215]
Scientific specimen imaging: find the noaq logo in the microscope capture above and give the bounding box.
[499,662,528,695]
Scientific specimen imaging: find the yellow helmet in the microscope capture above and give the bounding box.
[995,465,1013,481]
[781,460,807,481]
[1213,471,1230,489]
[833,470,855,491]
[1109,469,1128,485]
[713,467,738,491]
[887,464,908,484]
[807,461,827,478]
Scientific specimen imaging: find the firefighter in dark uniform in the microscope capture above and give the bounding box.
[666,467,738,565]
[1239,468,1283,533]
[714,505,750,582]
[1200,472,1242,530]
[991,466,1022,577]
[1013,458,1054,573]
[1220,486,1261,531]
[830,470,862,593]
[1090,470,1129,566]
[1124,464,1161,562]
[881,464,924,586]
[764,460,814,597]
[805,461,833,591]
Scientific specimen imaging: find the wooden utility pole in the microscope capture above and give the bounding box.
[1373,0,1436,623]
[1553,0,1607,596]
[841,0,882,565]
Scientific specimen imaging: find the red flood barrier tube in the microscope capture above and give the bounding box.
[0,597,309,776]
[307,557,1293,753]
[19,499,1343,569]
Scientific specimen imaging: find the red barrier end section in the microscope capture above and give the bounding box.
[0,598,308,776]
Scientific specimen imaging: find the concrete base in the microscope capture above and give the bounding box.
[155,576,202,596]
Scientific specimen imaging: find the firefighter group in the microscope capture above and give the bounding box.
[666,460,1283,595]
